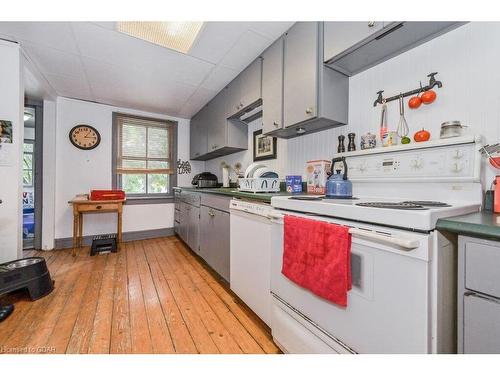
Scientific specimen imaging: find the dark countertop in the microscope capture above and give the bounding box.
[437,211,500,241]
[175,186,295,203]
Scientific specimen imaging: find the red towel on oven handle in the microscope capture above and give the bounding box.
[282,215,352,307]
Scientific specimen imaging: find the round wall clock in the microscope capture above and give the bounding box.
[69,124,101,150]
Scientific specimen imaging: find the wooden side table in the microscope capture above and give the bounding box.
[68,196,126,256]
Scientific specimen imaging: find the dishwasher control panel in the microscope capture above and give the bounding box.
[230,199,274,217]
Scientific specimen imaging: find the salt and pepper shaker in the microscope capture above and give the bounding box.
[337,135,345,153]
[347,133,356,152]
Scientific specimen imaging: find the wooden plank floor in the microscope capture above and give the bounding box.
[0,236,280,354]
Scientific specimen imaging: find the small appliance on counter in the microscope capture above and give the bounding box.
[191,172,219,188]
[325,156,352,199]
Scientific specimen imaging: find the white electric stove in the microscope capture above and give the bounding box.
[269,135,483,354]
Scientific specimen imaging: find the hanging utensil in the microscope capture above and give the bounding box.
[379,100,388,141]
[397,94,409,138]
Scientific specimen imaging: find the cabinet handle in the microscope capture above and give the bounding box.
[368,21,376,28]
[305,107,314,115]
[208,209,215,217]
[96,205,102,209]
[273,121,279,127]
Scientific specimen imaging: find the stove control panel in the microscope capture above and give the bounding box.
[347,142,478,181]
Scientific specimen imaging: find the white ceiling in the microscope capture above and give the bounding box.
[0,21,294,118]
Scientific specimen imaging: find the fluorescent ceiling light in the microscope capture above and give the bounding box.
[116,22,203,53]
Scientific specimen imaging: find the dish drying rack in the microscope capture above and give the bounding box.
[480,144,500,169]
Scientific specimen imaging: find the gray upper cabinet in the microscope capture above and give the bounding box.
[265,22,349,138]
[325,21,465,76]
[207,88,228,152]
[190,108,208,160]
[262,37,284,135]
[190,59,262,161]
[324,21,383,62]
[283,22,318,128]
[226,58,262,117]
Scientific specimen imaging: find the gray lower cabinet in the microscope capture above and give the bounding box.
[175,190,230,282]
[174,191,200,254]
[199,206,230,282]
[458,236,500,353]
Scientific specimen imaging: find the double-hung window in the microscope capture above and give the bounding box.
[113,113,177,202]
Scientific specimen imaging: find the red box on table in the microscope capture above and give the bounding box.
[90,190,126,201]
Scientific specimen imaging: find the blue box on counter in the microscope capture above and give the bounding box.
[286,175,302,193]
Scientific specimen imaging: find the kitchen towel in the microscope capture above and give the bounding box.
[282,215,352,307]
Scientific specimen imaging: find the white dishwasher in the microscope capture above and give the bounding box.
[229,199,275,327]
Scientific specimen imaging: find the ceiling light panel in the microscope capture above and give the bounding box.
[116,22,203,54]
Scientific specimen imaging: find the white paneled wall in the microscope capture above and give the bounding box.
[287,22,500,187]
[204,23,500,190]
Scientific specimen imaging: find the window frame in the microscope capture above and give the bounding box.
[23,140,35,188]
[112,112,177,204]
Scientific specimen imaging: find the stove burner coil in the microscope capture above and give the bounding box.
[356,202,429,210]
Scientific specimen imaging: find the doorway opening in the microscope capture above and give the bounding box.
[23,101,42,250]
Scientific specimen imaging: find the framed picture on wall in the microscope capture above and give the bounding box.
[253,129,277,161]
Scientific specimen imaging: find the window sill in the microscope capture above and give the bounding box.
[124,196,174,205]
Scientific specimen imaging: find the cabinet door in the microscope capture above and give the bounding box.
[190,110,208,159]
[262,37,284,134]
[323,21,383,62]
[283,22,318,128]
[179,202,188,242]
[199,206,230,281]
[226,77,242,117]
[238,58,262,110]
[187,205,200,253]
[207,89,227,152]
[464,293,500,353]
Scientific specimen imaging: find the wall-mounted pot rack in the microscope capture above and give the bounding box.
[373,72,443,107]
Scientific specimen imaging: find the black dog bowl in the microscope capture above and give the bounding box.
[0,257,54,301]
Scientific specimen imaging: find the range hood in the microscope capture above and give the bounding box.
[228,98,262,124]
[326,22,466,76]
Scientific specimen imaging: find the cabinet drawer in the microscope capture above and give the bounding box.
[465,240,500,298]
[77,203,119,212]
[201,194,231,213]
[464,293,500,353]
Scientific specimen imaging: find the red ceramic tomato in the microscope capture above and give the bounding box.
[414,128,431,142]
[408,96,422,109]
[421,90,437,104]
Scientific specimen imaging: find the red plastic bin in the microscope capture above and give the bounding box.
[90,190,126,201]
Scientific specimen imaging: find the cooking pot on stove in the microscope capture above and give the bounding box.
[325,157,352,199]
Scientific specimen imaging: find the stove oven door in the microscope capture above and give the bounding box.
[269,211,434,354]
